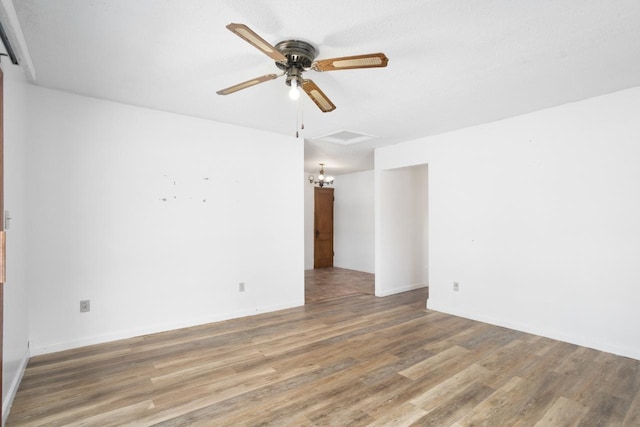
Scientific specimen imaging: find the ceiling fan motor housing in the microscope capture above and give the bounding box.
[275,40,318,86]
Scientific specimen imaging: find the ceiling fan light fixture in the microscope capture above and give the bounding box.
[311,90,331,109]
[237,28,272,52]
[216,74,279,96]
[313,52,389,72]
[334,57,383,68]
[289,77,300,100]
[226,23,286,62]
[218,23,388,114]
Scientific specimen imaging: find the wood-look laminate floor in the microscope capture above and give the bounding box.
[8,288,640,426]
[305,267,375,303]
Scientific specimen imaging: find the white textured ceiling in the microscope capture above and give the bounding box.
[7,0,640,175]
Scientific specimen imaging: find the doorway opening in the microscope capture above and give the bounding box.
[304,174,376,303]
[376,164,428,297]
[313,187,334,268]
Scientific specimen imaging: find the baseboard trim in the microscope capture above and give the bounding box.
[377,283,427,297]
[30,298,305,356]
[2,348,30,425]
[428,300,640,362]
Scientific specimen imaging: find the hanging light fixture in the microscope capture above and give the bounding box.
[288,76,300,100]
[308,163,334,187]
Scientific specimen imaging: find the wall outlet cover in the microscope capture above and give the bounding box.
[80,300,90,312]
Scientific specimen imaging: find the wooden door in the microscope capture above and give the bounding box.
[314,187,334,268]
[0,67,5,423]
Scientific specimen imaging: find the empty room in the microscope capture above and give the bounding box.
[1,1,640,425]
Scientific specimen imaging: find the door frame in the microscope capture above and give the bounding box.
[313,187,334,268]
[0,66,5,423]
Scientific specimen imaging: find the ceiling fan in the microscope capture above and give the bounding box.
[216,23,389,113]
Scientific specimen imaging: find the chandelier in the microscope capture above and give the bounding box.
[308,163,334,187]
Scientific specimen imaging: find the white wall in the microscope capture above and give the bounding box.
[333,170,375,273]
[25,85,304,355]
[2,64,30,419]
[376,86,640,360]
[375,165,428,296]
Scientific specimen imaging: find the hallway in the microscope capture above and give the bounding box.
[304,267,374,303]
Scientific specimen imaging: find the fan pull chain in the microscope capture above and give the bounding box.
[295,89,304,138]
[301,92,305,130]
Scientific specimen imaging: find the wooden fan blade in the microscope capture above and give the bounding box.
[216,74,279,95]
[226,23,287,62]
[313,53,388,71]
[302,80,336,113]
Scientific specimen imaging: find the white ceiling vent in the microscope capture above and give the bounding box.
[314,130,376,145]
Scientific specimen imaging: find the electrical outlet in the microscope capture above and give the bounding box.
[453,282,459,292]
[80,300,90,313]
[239,282,245,292]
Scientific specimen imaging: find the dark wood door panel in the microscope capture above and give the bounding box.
[314,187,334,268]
